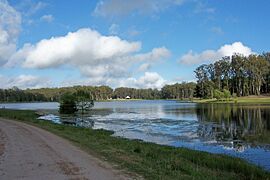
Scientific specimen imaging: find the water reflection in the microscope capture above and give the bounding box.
[196,104,270,146]
[38,113,95,128]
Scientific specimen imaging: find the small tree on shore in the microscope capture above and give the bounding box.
[74,90,94,114]
[59,90,94,114]
[59,93,78,114]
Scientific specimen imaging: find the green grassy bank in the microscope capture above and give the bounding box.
[0,109,269,179]
[192,96,270,104]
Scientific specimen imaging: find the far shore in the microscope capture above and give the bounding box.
[1,96,270,104]
[192,95,270,104]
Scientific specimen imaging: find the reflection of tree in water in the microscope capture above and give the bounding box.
[60,114,95,128]
[196,104,270,149]
[59,108,114,128]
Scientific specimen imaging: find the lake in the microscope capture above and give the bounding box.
[1,100,270,170]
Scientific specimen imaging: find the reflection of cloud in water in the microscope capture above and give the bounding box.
[38,114,61,124]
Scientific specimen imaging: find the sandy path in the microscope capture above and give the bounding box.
[0,118,131,180]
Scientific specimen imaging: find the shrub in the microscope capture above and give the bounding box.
[213,89,224,100]
[223,89,231,100]
[59,93,78,114]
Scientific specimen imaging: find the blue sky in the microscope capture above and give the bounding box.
[1,0,270,89]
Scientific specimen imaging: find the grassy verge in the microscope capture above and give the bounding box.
[0,109,269,179]
[193,96,270,104]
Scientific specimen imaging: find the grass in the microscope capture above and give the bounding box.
[193,96,270,104]
[0,109,269,179]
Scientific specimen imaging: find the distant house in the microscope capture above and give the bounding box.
[125,96,131,99]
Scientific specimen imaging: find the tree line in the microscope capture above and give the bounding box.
[0,82,196,102]
[0,87,47,102]
[194,52,270,98]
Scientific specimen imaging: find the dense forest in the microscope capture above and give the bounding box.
[194,52,270,98]
[0,82,196,102]
[0,87,47,102]
[1,52,269,102]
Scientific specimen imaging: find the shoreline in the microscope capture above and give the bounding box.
[0,109,269,179]
[1,96,270,104]
[192,96,270,104]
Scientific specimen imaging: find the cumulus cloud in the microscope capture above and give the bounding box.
[0,74,51,89]
[20,28,141,69]
[132,47,171,62]
[119,72,166,89]
[136,72,166,89]
[179,42,254,65]
[40,14,54,23]
[0,0,21,66]
[10,28,170,87]
[93,0,186,17]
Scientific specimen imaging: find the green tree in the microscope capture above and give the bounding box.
[59,93,77,114]
[223,89,231,100]
[194,64,209,98]
[246,55,270,95]
[74,90,94,114]
[213,89,224,100]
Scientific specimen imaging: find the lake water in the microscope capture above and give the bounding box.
[1,100,270,170]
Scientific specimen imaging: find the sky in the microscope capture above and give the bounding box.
[0,0,270,89]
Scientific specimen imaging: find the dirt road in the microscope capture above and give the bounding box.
[0,118,131,180]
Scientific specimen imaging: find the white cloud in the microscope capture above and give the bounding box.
[119,72,166,89]
[21,28,141,69]
[93,0,186,17]
[132,47,171,62]
[0,0,21,66]
[136,72,166,89]
[11,28,170,88]
[179,42,254,65]
[0,74,51,89]
[40,14,54,23]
